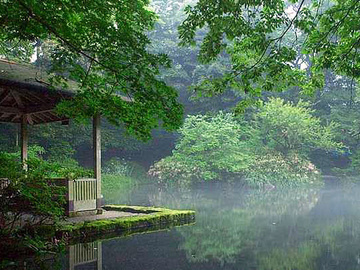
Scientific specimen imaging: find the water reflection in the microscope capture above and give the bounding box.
[68,242,102,270]
[9,181,360,269]
[98,182,360,270]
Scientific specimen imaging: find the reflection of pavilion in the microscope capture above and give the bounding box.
[69,242,102,270]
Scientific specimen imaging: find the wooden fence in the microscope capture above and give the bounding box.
[68,178,97,212]
[2,177,98,215]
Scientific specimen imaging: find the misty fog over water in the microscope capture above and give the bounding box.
[52,178,360,270]
[2,0,360,269]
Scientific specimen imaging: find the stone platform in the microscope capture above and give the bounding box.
[59,205,195,242]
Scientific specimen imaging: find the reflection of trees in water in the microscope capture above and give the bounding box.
[175,187,321,266]
[259,213,360,270]
[104,181,360,269]
[149,184,360,269]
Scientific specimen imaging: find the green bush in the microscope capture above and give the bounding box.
[256,98,342,156]
[103,157,146,179]
[102,174,137,203]
[149,98,342,187]
[0,147,91,237]
[149,112,259,183]
[0,152,66,237]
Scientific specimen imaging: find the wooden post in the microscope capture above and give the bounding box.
[15,124,19,147]
[97,242,102,270]
[20,115,28,170]
[93,114,102,214]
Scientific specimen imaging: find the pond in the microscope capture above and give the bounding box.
[14,179,360,269]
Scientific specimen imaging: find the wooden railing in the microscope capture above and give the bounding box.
[71,178,97,202]
[68,178,97,212]
[2,177,99,215]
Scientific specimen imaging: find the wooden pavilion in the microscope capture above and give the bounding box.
[0,59,103,216]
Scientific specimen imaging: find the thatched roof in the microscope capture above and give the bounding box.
[0,59,74,125]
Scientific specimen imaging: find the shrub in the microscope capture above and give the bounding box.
[0,153,66,237]
[103,157,146,179]
[0,147,91,238]
[149,112,259,183]
[149,98,342,187]
[244,152,321,188]
[256,98,342,156]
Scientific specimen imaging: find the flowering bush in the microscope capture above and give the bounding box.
[149,98,342,187]
[244,152,321,188]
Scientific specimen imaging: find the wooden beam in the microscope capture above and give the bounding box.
[11,91,24,108]
[0,112,10,119]
[26,104,56,114]
[32,113,47,123]
[38,112,57,122]
[21,115,28,170]
[0,105,21,114]
[20,90,44,103]
[0,89,11,105]
[93,114,102,213]
[97,242,102,270]
[26,114,34,125]
[11,114,21,122]
[0,104,56,115]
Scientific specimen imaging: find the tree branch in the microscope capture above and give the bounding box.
[235,0,306,75]
[15,0,132,79]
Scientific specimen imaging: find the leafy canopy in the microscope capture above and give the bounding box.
[0,0,183,140]
[178,0,360,111]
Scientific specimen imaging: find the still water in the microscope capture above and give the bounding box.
[28,180,360,269]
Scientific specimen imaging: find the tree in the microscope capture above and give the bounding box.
[256,98,341,156]
[0,0,183,140]
[149,0,238,115]
[149,112,259,181]
[178,0,360,112]
[149,98,341,186]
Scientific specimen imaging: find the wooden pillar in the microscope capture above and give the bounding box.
[15,124,19,147]
[20,115,28,170]
[97,241,102,270]
[93,114,102,213]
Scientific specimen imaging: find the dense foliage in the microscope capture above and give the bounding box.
[0,147,90,252]
[1,0,359,176]
[256,98,342,156]
[179,0,360,111]
[0,0,183,140]
[150,98,341,186]
[149,112,258,181]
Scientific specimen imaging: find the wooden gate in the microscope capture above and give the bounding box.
[68,178,97,212]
